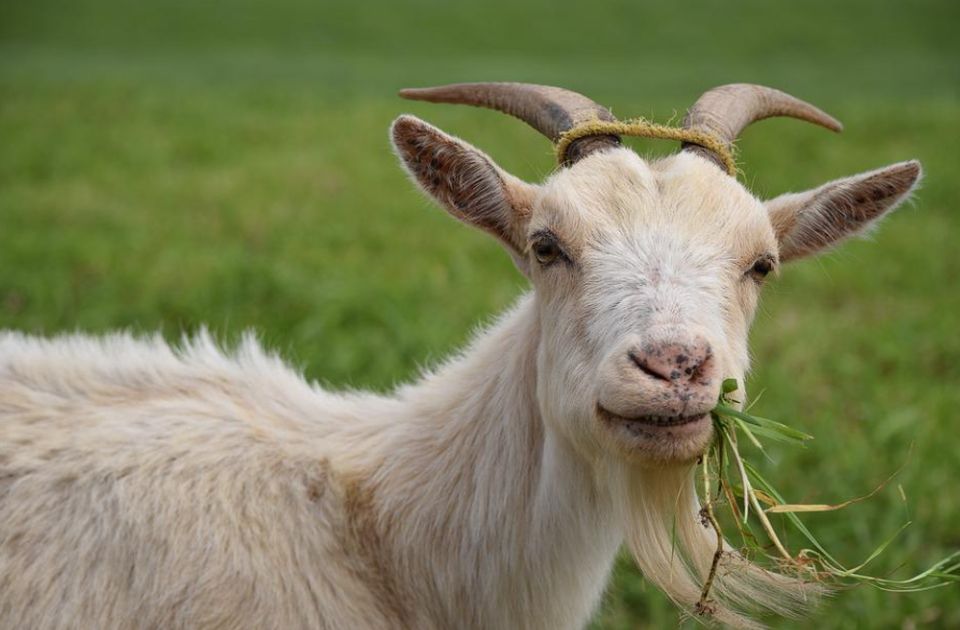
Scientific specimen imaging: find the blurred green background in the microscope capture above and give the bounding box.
[1,0,958,626]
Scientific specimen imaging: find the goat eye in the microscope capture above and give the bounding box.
[748,257,774,281]
[532,238,562,265]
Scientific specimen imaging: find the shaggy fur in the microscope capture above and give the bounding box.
[0,115,920,629]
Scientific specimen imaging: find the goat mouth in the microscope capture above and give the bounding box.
[596,404,711,440]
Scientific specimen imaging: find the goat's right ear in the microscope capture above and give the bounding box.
[391,115,537,267]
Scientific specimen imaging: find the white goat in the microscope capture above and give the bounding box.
[0,83,920,629]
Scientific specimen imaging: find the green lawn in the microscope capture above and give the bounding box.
[1,0,958,626]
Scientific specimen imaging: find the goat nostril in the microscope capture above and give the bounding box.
[628,339,714,385]
[688,349,714,383]
[628,351,671,382]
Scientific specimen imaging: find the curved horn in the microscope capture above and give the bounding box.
[399,82,621,165]
[682,83,843,171]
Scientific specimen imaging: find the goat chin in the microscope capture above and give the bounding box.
[616,463,825,629]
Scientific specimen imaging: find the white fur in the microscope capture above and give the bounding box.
[0,306,626,629]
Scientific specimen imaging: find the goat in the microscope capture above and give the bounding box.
[0,83,920,629]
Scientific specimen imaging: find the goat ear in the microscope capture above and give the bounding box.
[391,115,536,264]
[765,160,921,263]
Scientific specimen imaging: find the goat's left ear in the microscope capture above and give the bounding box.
[765,160,921,262]
[391,115,538,272]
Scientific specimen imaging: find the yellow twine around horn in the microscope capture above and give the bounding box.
[555,118,738,176]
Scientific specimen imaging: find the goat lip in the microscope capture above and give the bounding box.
[595,405,713,462]
[596,405,710,428]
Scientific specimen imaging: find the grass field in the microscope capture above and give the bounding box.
[2,0,958,626]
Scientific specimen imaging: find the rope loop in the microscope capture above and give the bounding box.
[555,119,737,175]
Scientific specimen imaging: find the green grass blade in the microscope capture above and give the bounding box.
[713,404,813,442]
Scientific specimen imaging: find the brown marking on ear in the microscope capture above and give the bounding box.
[767,160,921,262]
[503,175,536,220]
[391,115,534,255]
[767,201,799,244]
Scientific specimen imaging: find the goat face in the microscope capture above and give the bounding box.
[529,149,769,464]
[392,104,919,466]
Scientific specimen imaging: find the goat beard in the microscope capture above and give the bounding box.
[615,462,822,629]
